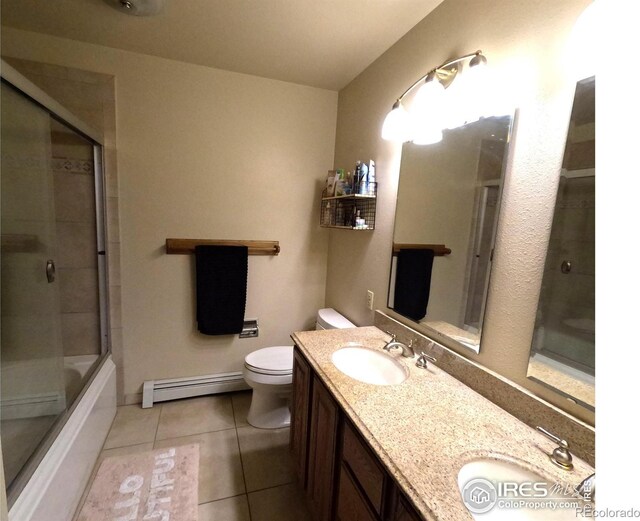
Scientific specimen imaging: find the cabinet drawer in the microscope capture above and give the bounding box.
[337,464,378,521]
[342,421,385,515]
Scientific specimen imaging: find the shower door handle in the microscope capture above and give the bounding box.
[46,259,56,283]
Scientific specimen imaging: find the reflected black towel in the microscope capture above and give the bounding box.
[195,245,248,335]
[393,248,434,321]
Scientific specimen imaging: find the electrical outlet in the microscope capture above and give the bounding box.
[366,290,374,310]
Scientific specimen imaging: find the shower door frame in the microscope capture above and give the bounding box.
[1,60,111,507]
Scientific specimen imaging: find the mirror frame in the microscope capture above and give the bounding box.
[386,113,516,353]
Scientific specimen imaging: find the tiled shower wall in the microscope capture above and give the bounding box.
[51,125,101,356]
[3,57,125,403]
[536,176,595,366]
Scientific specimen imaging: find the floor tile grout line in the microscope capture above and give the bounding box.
[231,395,253,521]
[197,491,248,506]
[246,480,296,495]
[152,426,238,446]
[152,394,238,442]
[153,402,163,444]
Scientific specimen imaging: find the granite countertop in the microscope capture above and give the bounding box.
[291,326,595,521]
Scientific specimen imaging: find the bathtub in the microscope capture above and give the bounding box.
[64,354,100,404]
[8,355,116,521]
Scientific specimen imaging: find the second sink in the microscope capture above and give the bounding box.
[458,458,586,520]
[331,344,409,385]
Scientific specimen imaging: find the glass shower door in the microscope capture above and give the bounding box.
[1,83,66,490]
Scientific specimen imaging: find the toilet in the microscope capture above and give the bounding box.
[243,308,355,429]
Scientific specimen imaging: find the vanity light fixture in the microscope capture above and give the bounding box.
[381,50,488,144]
[105,0,165,16]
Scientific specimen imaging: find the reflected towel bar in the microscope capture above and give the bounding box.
[166,238,280,256]
[392,243,451,256]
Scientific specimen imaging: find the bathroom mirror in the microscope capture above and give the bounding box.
[387,114,514,353]
[527,76,595,410]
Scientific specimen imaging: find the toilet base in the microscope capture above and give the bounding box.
[247,388,291,429]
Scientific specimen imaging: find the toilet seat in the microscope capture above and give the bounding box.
[244,346,293,376]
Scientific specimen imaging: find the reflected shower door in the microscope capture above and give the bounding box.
[533,174,595,374]
[1,83,66,489]
[463,184,499,331]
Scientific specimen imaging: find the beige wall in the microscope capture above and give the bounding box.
[327,0,594,424]
[1,27,338,402]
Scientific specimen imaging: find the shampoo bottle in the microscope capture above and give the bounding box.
[359,162,369,195]
[367,160,376,195]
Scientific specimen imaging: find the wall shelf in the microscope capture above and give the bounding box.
[320,183,377,230]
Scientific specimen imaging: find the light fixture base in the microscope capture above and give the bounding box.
[434,62,459,89]
[105,0,164,16]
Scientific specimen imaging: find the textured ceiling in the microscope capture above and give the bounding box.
[0,0,445,90]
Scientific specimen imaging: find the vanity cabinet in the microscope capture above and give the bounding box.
[291,348,312,487]
[291,346,424,521]
[307,376,340,521]
[388,494,424,521]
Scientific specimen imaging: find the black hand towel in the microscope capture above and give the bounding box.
[195,245,248,335]
[393,248,435,321]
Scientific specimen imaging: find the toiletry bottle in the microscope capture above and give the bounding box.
[323,201,331,226]
[353,161,362,193]
[336,201,344,226]
[368,160,376,196]
[359,162,369,195]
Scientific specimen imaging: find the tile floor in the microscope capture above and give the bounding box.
[74,391,312,521]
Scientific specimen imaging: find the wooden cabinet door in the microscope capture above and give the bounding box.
[336,465,378,521]
[290,347,312,488]
[307,376,340,521]
[389,492,423,521]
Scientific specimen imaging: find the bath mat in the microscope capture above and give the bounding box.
[77,444,199,521]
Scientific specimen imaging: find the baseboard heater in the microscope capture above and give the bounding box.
[142,371,250,408]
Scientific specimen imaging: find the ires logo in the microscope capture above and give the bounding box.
[460,477,583,516]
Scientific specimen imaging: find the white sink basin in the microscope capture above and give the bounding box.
[331,345,409,385]
[458,459,584,520]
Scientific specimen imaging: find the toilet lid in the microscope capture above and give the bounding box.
[244,346,294,375]
[317,308,356,329]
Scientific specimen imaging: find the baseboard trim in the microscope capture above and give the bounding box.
[142,372,250,408]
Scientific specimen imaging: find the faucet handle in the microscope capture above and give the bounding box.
[416,351,437,369]
[537,426,573,470]
[385,331,396,341]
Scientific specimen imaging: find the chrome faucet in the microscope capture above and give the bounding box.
[416,351,437,369]
[576,473,595,503]
[382,332,414,358]
[536,426,574,470]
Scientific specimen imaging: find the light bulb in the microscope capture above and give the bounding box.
[443,74,468,129]
[381,101,411,142]
[412,128,443,145]
[410,75,445,144]
[411,76,445,121]
[445,54,490,128]
[465,57,488,123]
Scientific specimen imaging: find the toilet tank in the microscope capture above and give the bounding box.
[316,308,356,330]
